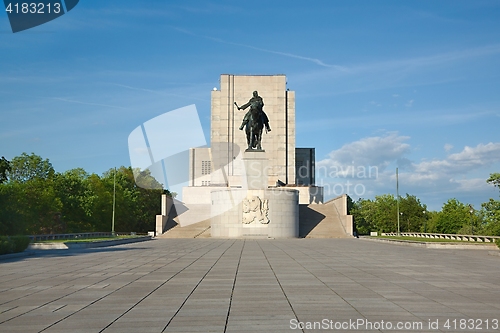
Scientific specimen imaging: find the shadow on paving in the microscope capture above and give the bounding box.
[0,242,154,262]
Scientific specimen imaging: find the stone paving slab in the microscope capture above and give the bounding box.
[0,239,499,332]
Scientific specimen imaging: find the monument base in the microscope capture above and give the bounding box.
[242,150,268,190]
[210,188,299,238]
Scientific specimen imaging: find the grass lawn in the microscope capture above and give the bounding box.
[375,236,494,244]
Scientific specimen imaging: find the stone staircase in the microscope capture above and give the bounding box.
[299,203,349,238]
[157,204,211,239]
[159,201,349,239]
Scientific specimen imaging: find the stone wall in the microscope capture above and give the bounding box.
[210,74,296,187]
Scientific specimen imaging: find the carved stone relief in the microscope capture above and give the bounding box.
[242,196,270,224]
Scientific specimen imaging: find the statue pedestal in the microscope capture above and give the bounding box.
[210,150,299,238]
[210,188,299,238]
[242,150,268,190]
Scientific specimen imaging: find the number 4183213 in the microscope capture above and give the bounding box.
[5,3,62,14]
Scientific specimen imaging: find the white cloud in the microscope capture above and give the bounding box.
[405,99,414,107]
[317,132,411,173]
[451,178,489,193]
[317,134,500,209]
[413,143,500,177]
[444,143,453,152]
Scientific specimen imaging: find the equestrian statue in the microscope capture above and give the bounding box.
[234,91,271,151]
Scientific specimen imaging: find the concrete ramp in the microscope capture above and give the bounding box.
[299,203,349,238]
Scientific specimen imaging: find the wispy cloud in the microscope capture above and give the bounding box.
[346,44,500,74]
[51,97,127,110]
[107,83,208,102]
[297,107,496,133]
[173,26,500,85]
[175,3,242,14]
[405,99,414,107]
[172,27,347,70]
[291,44,500,90]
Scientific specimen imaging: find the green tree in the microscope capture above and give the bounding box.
[480,199,500,236]
[353,195,398,233]
[487,173,500,190]
[85,173,113,232]
[53,168,94,233]
[0,182,25,235]
[134,169,163,232]
[0,152,163,235]
[21,178,63,234]
[435,198,471,234]
[480,172,500,235]
[0,156,11,184]
[1,153,61,235]
[373,194,398,232]
[350,198,374,235]
[424,210,440,233]
[89,167,163,233]
[7,152,54,182]
[399,194,427,232]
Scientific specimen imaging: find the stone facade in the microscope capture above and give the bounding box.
[209,74,296,187]
[177,74,323,230]
[189,74,321,187]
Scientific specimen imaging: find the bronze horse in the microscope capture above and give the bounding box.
[244,102,264,150]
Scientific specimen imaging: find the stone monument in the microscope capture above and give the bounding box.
[210,87,299,238]
[175,74,327,238]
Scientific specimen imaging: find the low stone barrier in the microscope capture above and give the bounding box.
[382,232,500,243]
[363,237,498,250]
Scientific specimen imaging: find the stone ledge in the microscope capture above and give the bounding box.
[360,236,498,250]
[28,236,152,250]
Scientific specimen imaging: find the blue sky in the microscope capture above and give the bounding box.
[1,0,499,211]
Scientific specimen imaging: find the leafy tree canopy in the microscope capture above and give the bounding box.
[7,152,54,182]
[480,198,500,236]
[435,198,471,234]
[487,173,500,191]
[0,156,10,184]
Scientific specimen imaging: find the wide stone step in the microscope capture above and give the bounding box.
[160,203,349,239]
[158,219,211,239]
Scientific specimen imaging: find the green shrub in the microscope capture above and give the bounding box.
[0,236,13,254]
[0,236,31,255]
[11,236,31,253]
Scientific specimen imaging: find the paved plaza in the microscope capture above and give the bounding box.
[1,239,499,332]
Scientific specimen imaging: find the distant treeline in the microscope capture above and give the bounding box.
[1,153,499,237]
[0,153,169,235]
[349,173,500,236]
